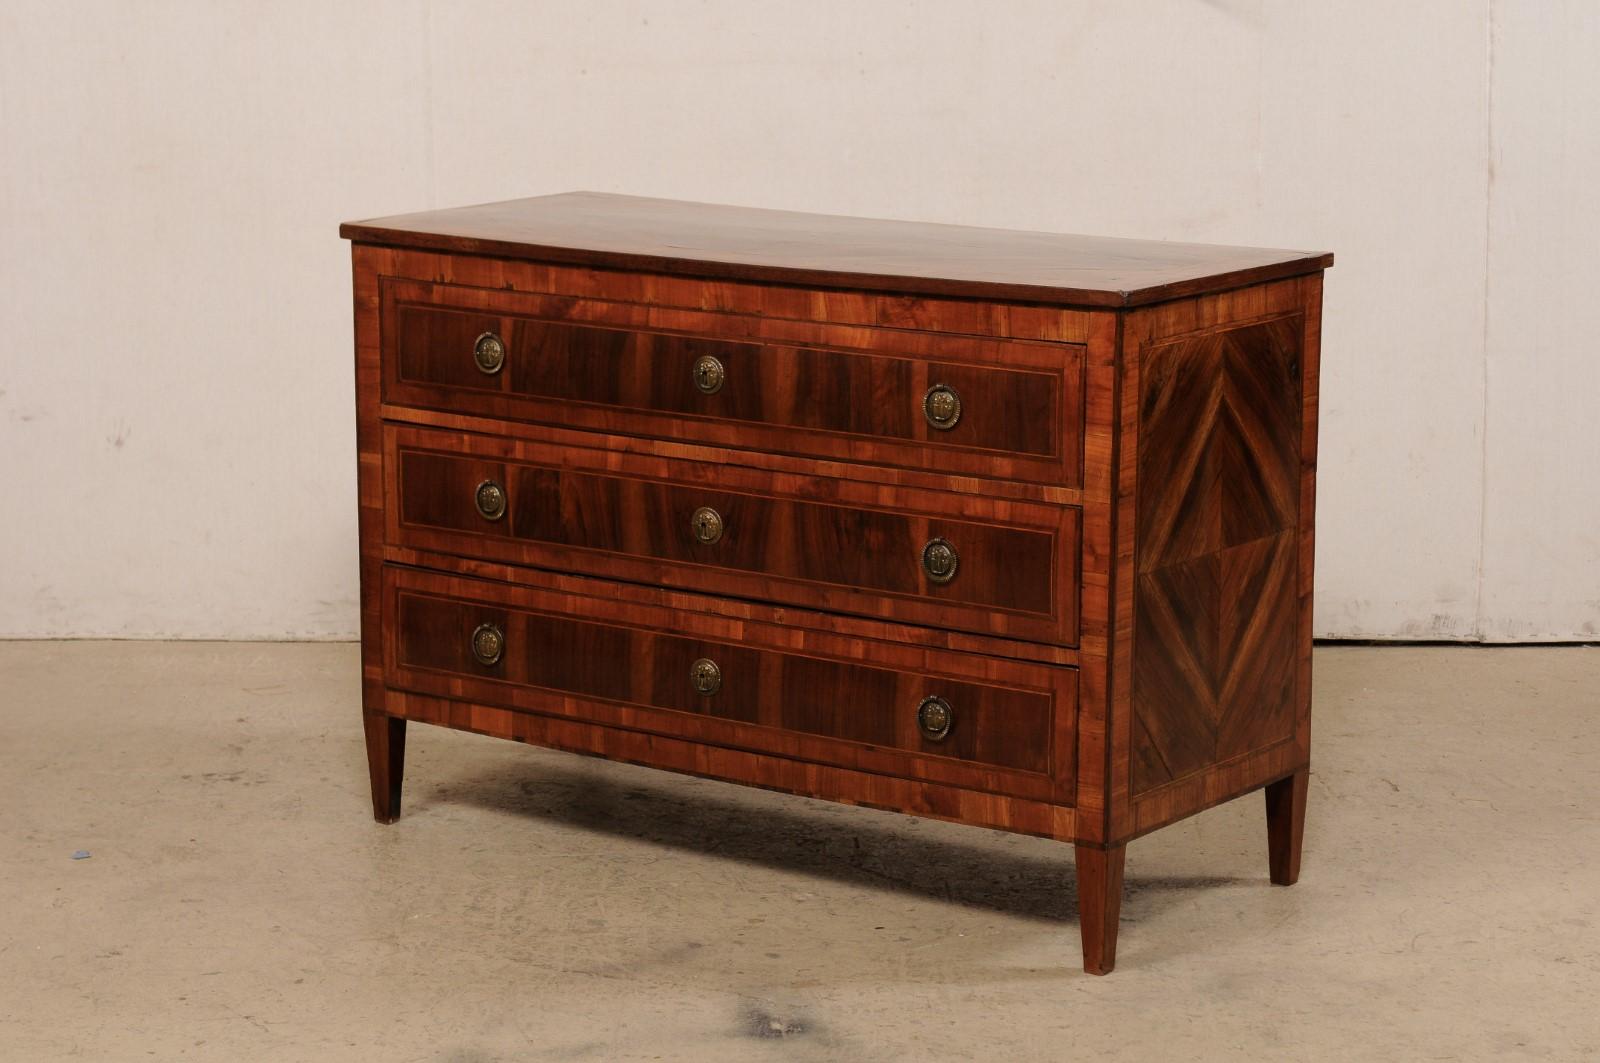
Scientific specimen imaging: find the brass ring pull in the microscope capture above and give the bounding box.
[690,657,722,696]
[923,384,961,430]
[921,538,958,583]
[474,479,507,521]
[693,354,725,394]
[471,623,505,666]
[916,695,954,741]
[473,331,506,375]
[691,506,724,545]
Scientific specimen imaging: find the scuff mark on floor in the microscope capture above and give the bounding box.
[742,1005,807,1040]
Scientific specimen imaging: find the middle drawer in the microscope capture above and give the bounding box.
[383,423,1080,647]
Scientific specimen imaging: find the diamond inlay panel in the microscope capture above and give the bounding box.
[1132,318,1303,795]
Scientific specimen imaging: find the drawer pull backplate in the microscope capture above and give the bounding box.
[691,506,725,545]
[473,331,506,375]
[921,537,959,583]
[693,354,725,394]
[690,657,722,696]
[474,479,507,521]
[916,695,954,741]
[923,384,962,430]
[471,622,505,666]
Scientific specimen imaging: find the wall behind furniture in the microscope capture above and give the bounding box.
[1,1,1594,641]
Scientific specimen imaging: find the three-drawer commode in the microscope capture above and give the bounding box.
[343,192,1331,973]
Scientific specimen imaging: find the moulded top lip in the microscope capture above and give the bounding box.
[340,191,1333,310]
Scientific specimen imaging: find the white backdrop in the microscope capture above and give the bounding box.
[1,1,1595,641]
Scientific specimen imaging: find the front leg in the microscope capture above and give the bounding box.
[363,712,406,824]
[1075,843,1127,975]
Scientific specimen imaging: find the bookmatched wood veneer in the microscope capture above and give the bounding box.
[384,565,1073,801]
[385,423,1080,647]
[346,193,1330,974]
[383,277,1084,488]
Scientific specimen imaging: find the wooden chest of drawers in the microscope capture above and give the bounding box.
[342,193,1331,974]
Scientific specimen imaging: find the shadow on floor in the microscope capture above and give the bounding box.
[415,749,1246,925]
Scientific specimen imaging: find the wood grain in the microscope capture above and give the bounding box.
[366,246,1099,344]
[1071,310,1122,847]
[384,423,1082,647]
[1118,276,1320,842]
[348,209,1330,975]
[343,191,1332,308]
[1075,843,1126,975]
[1130,316,1303,794]
[352,247,387,729]
[382,402,1082,507]
[383,277,1084,488]
[362,711,404,824]
[389,689,1079,841]
[384,566,1071,799]
[385,544,1084,668]
[1266,768,1309,885]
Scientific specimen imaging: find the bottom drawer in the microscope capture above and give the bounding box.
[381,566,1075,801]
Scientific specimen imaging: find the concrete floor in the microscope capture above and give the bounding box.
[1,644,1597,1061]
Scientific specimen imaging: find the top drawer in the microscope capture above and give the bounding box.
[380,278,1084,488]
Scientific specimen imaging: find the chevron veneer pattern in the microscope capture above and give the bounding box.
[1132,317,1304,795]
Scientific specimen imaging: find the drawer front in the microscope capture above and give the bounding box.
[380,278,1083,487]
[382,566,1075,799]
[385,424,1080,647]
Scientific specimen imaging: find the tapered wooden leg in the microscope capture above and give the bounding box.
[364,712,406,824]
[1265,768,1309,885]
[1075,843,1126,975]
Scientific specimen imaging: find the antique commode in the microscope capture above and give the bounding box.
[342,193,1330,973]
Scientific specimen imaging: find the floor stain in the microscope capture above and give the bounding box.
[742,1005,807,1040]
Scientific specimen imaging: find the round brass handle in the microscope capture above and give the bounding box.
[693,354,725,394]
[921,538,958,583]
[471,622,505,667]
[916,695,954,741]
[691,506,724,545]
[473,331,506,375]
[474,479,507,521]
[923,384,962,430]
[690,657,722,696]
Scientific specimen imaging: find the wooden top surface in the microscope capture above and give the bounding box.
[341,192,1332,309]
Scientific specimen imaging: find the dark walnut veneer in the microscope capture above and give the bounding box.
[344,192,1329,974]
